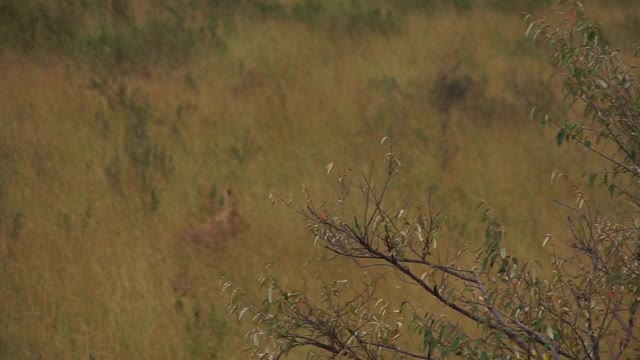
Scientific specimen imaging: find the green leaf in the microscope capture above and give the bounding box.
[556,129,566,146]
[573,67,583,80]
[525,21,535,37]
[429,339,438,352]
[608,184,615,197]
[588,173,597,186]
[452,337,461,352]
[584,139,591,148]
[576,20,589,31]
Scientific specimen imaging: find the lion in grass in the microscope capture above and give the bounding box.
[181,187,249,249]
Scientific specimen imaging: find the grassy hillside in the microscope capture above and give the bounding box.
[1,1,638,358]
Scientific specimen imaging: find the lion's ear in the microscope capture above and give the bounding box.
[219,188,235,209]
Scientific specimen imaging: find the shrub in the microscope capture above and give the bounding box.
[223,1,640,358]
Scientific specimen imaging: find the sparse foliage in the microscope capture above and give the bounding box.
[224,2,640,359]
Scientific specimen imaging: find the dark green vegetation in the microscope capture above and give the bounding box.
[0,0,638,358]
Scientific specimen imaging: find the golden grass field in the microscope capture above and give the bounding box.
[0,1,638,358]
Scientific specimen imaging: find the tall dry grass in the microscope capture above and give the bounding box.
[0,1,637,358]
